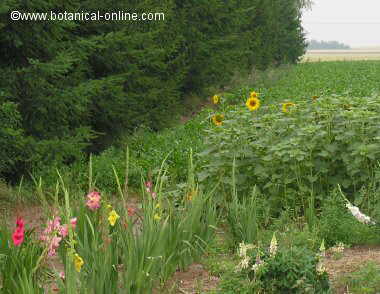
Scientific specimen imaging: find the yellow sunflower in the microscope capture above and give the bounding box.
[212,95,220,105]
[282,102,296,113]
[212,114,224,126]
[250,91,259,98]
[246,97,260,111]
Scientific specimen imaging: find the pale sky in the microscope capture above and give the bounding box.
[302,0,380,47]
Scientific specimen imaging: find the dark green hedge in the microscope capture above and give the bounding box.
[0,0,307,180]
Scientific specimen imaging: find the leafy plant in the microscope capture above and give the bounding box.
[245,246,331,293]
[199,93,380,216]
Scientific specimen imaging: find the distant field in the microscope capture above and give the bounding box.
[302,49,380,62]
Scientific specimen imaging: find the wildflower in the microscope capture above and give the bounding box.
[74,254,84,272]
[250,91,259,98]
[236,257,251,271]
[108,210,120,226]
[312,95,319,101]
[346,202,375,224]
[238,242,255,258]
[316,260,326,275]
[86,191,101,211]
[12,218,25,246]
[151,192,157,199]
[212,95,220,105]
[59,272,65,280]
[127,207,136,217]
[246,97,260,111]
[154,213,161,221]
[251,255,265,272]
[212,114,224,126]
[330,242,345,254]
[282,102,296,113]
[269,232,278,257]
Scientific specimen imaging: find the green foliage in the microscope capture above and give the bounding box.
[337,261,380,294]
[0,101,25,177]
[0,0,306,181]
[319,191,380,247]
[0,227,45,293]
[199,94,380,209]
[249,246,331,293]
[50,154,217,293]
[32,113,207,193]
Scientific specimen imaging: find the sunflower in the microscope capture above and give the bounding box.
[246,97,260,111]
[282,102,296,113]
[250,91,259,98]
[212,114,224,126]
[212,95,220,105]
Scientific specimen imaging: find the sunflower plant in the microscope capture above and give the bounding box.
[198,94,380,213]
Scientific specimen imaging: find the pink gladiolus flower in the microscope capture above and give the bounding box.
[70,217,77,229]
[59,225,68,238]
[86,191,101,211]
[12,227,24,246]
[16,218,25,229]
[40,216,72,257]
[48,236,62,257]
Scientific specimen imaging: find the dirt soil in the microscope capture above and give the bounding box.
[157,263,220,294]
[324,245,380,293]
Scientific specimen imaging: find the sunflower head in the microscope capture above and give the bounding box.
[212,114,224,126]
[282,102,296,113]
[212,95,220,105]
[250,91,259,98]
[246,97,260,111]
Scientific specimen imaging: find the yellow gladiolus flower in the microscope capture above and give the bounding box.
[282,102,296,113]
[108,210,120,226]
[212,114,224,126]
[74,254,84,272]
[212,95,220,104]
[246,97,260,111]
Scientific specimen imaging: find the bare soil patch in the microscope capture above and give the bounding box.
[324,245,380,293]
